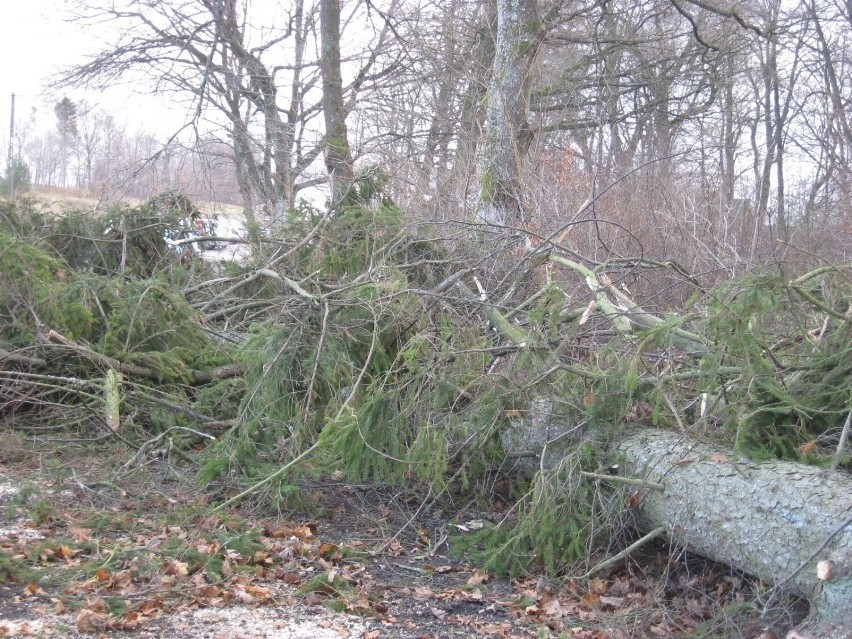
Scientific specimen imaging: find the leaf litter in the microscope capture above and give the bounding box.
[0,463,792,639]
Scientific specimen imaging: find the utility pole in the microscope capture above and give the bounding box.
[7,93,14,198]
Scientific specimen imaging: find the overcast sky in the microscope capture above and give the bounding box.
[0,0,188,154]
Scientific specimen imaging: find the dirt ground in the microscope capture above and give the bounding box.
[0,434,804,639]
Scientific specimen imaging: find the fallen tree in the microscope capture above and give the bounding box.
[500,395,851,637]
[615,428,851,639]
[2,196,850,637]
[490,256,852,637]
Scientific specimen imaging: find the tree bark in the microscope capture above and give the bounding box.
[320,0,355,207]
[476,0,541,226]
[615,429,851,639]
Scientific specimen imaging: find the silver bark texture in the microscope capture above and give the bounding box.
[616,429,851,638]
[476,0,539,226]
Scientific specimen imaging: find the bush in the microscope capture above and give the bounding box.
[0,159,32,195]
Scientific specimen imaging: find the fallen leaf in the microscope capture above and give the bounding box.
[627,490,645,509]
[543,598,564,617]
[413,586,434,601]
[587,577,607,594]
[599,596,624,608]
[70,527,93,542]
[429,606,447,619]
[467,569,489,585]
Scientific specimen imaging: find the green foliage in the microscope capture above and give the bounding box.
[0,158,32,195]
[0,197,51,237]
[0,230,94,344]
[451,445,610,576]
[5,485,57,525]
[327,393,413,482]
[47,203,188,277]
[317,204,403,278]
[0,551,35,583]
[96,278,228,380]
[700,271,851,460]
[192,377,245,423]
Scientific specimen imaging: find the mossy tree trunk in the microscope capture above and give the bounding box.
[476,0,541,226]
[320,0,355,207]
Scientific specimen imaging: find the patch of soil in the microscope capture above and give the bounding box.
[0,445,796,639]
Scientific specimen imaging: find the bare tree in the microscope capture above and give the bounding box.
[475,0,545,226]
[59,0,327,221]
[320,0,354,205]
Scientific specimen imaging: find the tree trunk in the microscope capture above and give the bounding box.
[320,0,354,207]
[475,0,540,226]
[615,429,851,639]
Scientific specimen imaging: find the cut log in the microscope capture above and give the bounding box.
[615,429,851,639]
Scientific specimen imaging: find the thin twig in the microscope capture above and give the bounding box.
[830,410,852,471]
[580,471,665,491]
[580,526,666,579]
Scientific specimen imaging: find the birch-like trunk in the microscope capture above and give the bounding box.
[475,0,539,226]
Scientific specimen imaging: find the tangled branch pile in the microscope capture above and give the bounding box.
[1,194,850,595]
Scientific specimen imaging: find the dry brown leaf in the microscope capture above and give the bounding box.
[599,595,624,608]
[627,490,645,509]
[798,441,817,454]
[303,591,324,606]
[467,569,489,585]
[290,525,314,540]
[461,588,484,602]
[70,527,93,542]
[542,598,565,617]
[413,586,434,601]
[244,584,270,597]
[587,577,608,594]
